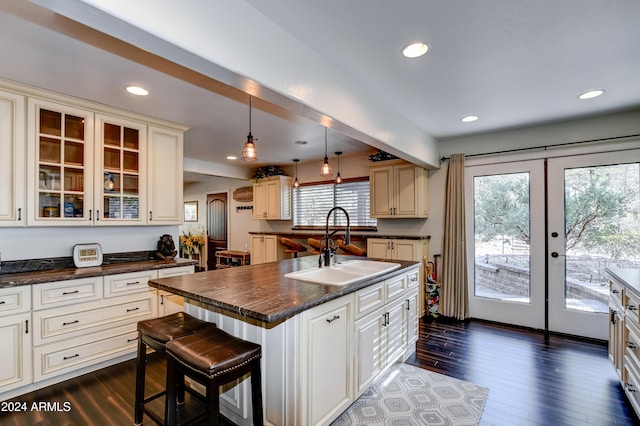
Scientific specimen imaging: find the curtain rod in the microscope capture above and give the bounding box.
[440,133,640,162]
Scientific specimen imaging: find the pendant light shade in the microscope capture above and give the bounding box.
[293,159,300,188]
[241,96,258,161]
[320,127,333,177]
[335,151,342,184]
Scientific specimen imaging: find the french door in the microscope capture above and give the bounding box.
[466,149,640,339]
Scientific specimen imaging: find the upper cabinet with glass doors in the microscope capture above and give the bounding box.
[24,90,185,227]
[27,98,94,226]
[95,114,147,225]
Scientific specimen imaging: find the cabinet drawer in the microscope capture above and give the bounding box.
[625,320,640,365]
[104,270,157,298]
[611,279,624,307]
[157,265,194,278]
[33,277,103,310]
[354,283,384,318]
[33,291,156,345]
[625,291,640,326]
[33,325,138,381]
[385,273,407,301]
[624,359,640,414]
[406,268,419,290]
[0,286,31,315]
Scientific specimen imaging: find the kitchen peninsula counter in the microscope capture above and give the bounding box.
[147,255,421,426]
[147,255,419,325]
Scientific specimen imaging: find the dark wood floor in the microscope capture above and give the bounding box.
[2,316,638,425]
[406,316,639,426]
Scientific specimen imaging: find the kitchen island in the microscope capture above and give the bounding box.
[148,255,421,426]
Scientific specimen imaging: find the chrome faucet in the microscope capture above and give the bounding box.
[320,207,351,267]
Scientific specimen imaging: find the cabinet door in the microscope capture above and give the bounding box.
[0,312,32,393]
[263,235,279,263]
[265,179,281,219]
[159,290,185,316]
[384,297,406,367]
[303,297,353,426]
[405,288,419,348]
[393,239,420,261]
[394,164,421,217]
[147,125,183,224]
[27,98,94,226]
[250,235,266,264]
[0,90,25,226]
[370,166,394,218]
[253,182,266,219]
[354,308,385,395]
[95,114,147,225]
[367,238,392,260]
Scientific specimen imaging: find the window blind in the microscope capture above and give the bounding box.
[293,180,377,228]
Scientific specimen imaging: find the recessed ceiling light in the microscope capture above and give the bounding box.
[578,89,605,100]
[461,115,479,123]
[126,86,149,96]
[226,155,237,160]
[402,42,429,58]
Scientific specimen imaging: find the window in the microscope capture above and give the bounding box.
[293,179,377,229]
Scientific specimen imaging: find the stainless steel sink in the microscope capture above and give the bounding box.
[284,259,401,285]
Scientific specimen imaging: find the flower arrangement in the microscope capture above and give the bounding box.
[179,232,206,256]
[253,165,286,180]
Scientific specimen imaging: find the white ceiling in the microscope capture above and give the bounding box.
[2,1,639,178]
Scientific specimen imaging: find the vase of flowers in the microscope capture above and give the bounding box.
[179,232,206,259]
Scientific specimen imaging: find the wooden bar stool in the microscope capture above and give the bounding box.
[280,237,307,258]
[336,239,367,256]
[134,312,212,426]
[165,325,263,426]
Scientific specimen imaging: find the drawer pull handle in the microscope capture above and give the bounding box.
[0,300,5,305]
[627,383,636,392]
[126,281,141,286]
[127,307,140,313]
[62,290,80,295]
[127,337,138,343]
[326,315,340,323]
[410,276,417,282]
[62,320,79,326]
[627,341,637,349]
[628,305,638,311]
[612,289,620,294]
[63,354,80,361]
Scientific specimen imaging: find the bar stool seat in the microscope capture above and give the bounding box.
[134,312,212,426]
[165,325,263,426]
[336,239,367,256]
[280,237,307,258]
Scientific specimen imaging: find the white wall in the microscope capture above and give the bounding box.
[0,225,178,262]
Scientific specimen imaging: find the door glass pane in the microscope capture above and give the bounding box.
[564,163,640,313]
[473,173,531,303]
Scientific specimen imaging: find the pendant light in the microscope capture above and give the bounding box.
[241,96,258,161]
[320,127,333,177]
[334,151,342,184]
[293,159,300,187]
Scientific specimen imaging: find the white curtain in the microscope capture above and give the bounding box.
[439,154,469,320]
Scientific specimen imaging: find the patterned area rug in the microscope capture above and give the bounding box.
[331,363,489,425]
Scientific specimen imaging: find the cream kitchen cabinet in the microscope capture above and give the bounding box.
[26,97,95,226]
[0,286,31,394]
[253,175,292,220]
[147,125,184,224]
[369,160,428,218]
[0,89,26,227]
[609,277,624,379]
[157,265,193,315]
[250,234,286,264]
[300,294,354,426]
[367,238,427,262]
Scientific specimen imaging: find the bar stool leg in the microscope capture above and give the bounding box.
[134,336,146,425]
[165,358,178,426]
[206,384,221,426]
[251,363,264,426]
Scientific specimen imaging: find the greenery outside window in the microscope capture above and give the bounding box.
[293,178,377,230]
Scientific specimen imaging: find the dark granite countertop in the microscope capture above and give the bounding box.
[607,266,640,297]
[0,258,197,288]
[148,255,420,325]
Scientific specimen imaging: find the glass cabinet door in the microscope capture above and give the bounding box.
[35,106,91,222]
[96,115,146,224]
